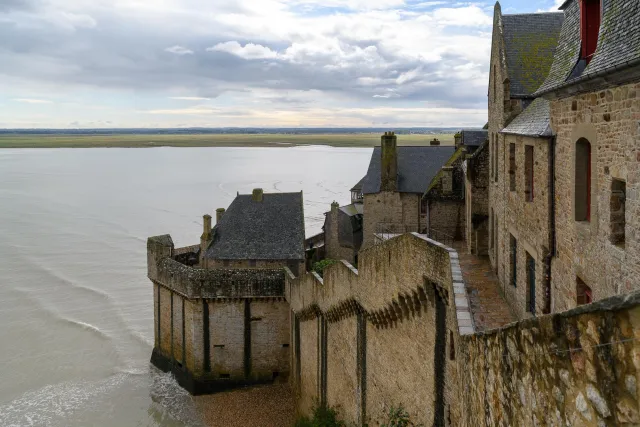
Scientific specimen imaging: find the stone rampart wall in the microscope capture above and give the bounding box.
[287,233,469,426]
[460,291,640,426]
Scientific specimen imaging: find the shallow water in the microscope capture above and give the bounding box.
[0,146,371,427]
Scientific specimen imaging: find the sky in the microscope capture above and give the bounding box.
[0,0,564,128]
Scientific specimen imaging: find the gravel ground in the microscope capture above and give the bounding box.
[195,383,295,427]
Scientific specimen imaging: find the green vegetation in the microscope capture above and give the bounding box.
[312,259,338,278]
[0,133,454,149]
[294,403,421,427]
[294,404,345,427]
[380,405,422,427]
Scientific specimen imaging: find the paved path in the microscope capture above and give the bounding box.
[456,252,515,332]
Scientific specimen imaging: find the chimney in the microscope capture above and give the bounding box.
[380,131,398,192]
[430,138,441,146]
[200,214,212,265]
[216,208,225,223]
[454,132,462,148]
[330,201,339,214]
[202,214,212,240]
[252,188,264,202]
[442,166,454,194]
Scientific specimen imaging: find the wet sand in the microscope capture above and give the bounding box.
[195,383,295,427]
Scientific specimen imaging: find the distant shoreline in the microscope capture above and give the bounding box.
[0,133,454,149]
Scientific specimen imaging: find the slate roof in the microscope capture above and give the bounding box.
[501,97,552,137]
[205,192,305,260]
[362,146,455,194]
[460,129,488,147]
[339,203,364,217]
[502,12,565,97]
[350,177,364,192]
[535,0,640,96]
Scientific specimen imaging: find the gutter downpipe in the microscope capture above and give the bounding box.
[543,135,557,314]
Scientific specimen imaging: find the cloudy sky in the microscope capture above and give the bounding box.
[0,0,563,128]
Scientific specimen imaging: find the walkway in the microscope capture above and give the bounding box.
[456,250,516,332]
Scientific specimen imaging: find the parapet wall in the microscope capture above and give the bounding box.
[288,231,640,426]
[287,233,470,425]
[461,291,640,426]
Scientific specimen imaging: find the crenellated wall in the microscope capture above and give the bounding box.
[287,231,640,427]
[286,233,470,426]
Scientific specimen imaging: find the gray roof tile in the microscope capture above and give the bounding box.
[501,97,552,137]
[362,146,455,194]
[460,129,488,147]
[502,12,565,97]
[535,0,640,96]
[205,192,305,260]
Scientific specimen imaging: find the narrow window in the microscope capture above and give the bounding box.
[610,179,626,247]
[575,138,591,221]
[510,235,517,287]
[490,133,496,178]
[249,259,257,267]
[420,197,428,215]
[493,65,497,101]
[223,259,230,267]
[526,253,535,314]
[509,143,516,191]
[449,330,455,360]
[490,209,495,249]
[524,145,534,201]
[576,277,592,305]
[494,136,499,183]
[580,0,602,64]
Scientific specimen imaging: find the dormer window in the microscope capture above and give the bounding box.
[580,0,601,64]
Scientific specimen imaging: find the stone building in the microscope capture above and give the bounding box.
[361,132,456,248]
[486,3,564,318]
[147,189,304,393]
[461,130,490,255]
[533,0,640,312]
[323,200,363,265]
[201,188,305,275]
[485,0,640,318]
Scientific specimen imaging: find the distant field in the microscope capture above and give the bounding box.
[0,133,455,148]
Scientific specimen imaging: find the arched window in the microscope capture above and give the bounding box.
[575,138,591,221]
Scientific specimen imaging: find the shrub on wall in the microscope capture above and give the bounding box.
[312,259,338,278]
[294,403,345,427]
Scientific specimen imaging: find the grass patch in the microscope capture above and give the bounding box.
[0,133,454,149]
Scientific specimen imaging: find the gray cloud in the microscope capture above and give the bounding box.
[0,0,492,125]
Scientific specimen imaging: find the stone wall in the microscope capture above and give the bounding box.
[324,204,357,264]
[427,200,465,241]
[499,133,552,319]
[208,259,304,277]
[287,233,468,426]
[460,291,640,426]
[147,235,290,394]
[465,145,489,255]
[362,192,421,249]
[549,82,640,312]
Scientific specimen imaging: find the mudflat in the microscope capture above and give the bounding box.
[0,133,454,148]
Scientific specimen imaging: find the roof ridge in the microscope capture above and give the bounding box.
[503,11,563,16]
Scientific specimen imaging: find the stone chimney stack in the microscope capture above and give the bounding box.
[454,132,462,148]
[252,188,264,202]
[442,166,454,194]
[330,201,339,213]
[430,138,441,146]
[216,208,225,224]
[380,131,398,192]
[200,214,212,265]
